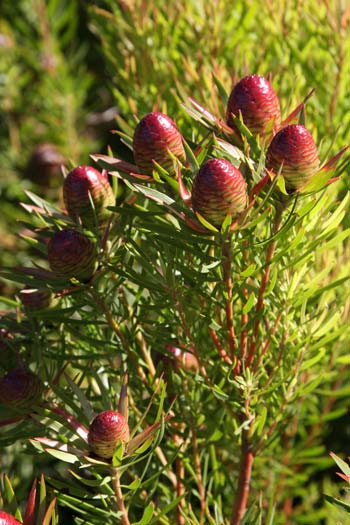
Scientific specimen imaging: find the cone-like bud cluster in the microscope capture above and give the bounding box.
[19,287,52,312]
[133,112,186,175]
[191,158,248,226]
[0,367,43,409]
[226,75,280,136]
[266,124,320,191]
[47,229,97,281]
[88,410,130,459]
[63,165,114,227]
[0,511,22,525]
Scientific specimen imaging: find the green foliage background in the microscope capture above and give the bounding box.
[1,1,350,524]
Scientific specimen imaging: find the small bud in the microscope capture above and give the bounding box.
[226,75,280,136]
[164,345,199,372]
[266,124,320,191]
[47,229,97,281]
[0,367,43,410]
[191,158,248,226]
[19,287,52,312]
[63,165,114,227]
[25,143,65,188]
[133,112,186,176]
[88,410,130,459]
[0,511,22,525]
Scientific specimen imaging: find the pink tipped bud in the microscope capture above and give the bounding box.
[0,511,22,525]
[47,229,97,281]
[19,287,52,312]
[0,367,43,409]
[226,75,280,136]
[266,124,320,191]
[88,410,130,459]
[191,158,248,226]
[164,345,199,372]
[63,165,114,227]
[133,112,186,175]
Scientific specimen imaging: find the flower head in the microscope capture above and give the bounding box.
[133,112,186,175]
[63,165,114,226]
[191,158,248,226]
[226,75,280,136]
[266,124,320,191]
[47,229,97,281]
[88,410,130,459]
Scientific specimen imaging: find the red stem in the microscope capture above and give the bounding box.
[246,208,283,367]
[222,236,238,367]
[230,429,254,525]
[209,327,233,366]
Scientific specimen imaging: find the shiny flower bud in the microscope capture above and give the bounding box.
[88,410,130,459]
[226,75,280,136]
[191,158,248,226]
[47,229,97,281]
[266,124,320,191]
[0,367,43,409]
[0,511,22,525]
[19,287,52,312]
[133,112,186,175]
[63,165,114,227]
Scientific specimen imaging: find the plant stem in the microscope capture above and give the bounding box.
[191,423,206,525]
[112,468,130,525]
[246,207,283,367]
[230,427,254,525]
[90,289,149,385]
[222,235,237,365]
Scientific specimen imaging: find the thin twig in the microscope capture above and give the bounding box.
[222,235,237,363]
[111,468,130,525]
[246,207,283,367]
[191,423,206,525]
[90,289,148,386]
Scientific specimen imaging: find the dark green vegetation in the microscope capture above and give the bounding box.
[1,1,350,524]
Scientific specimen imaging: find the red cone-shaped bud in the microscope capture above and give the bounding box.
[266,124,320,191]
[63,165,114,227]
[191,158,248,226]
[226,75,280,136]
[19,287,52,312]
[0,511,22,525]
[88,410,130,459]
[47,229,97,281]
[0,367,43,409]
[133,112,186,175]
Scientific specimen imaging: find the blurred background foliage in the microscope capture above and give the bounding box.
[1,0,350,523]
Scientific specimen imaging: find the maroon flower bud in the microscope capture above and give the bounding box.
[266,124,320,191]
[88,410,130,459]
[191,158,248,226]
[0,511,22,525]
[133,112,186,175]
[25,143,65,188]
[0,367,43,409]
[164,345,199,372]
[47,229,97,281]
[19,287,52,312]
[226,75,280,136]
[63,166,114,227]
